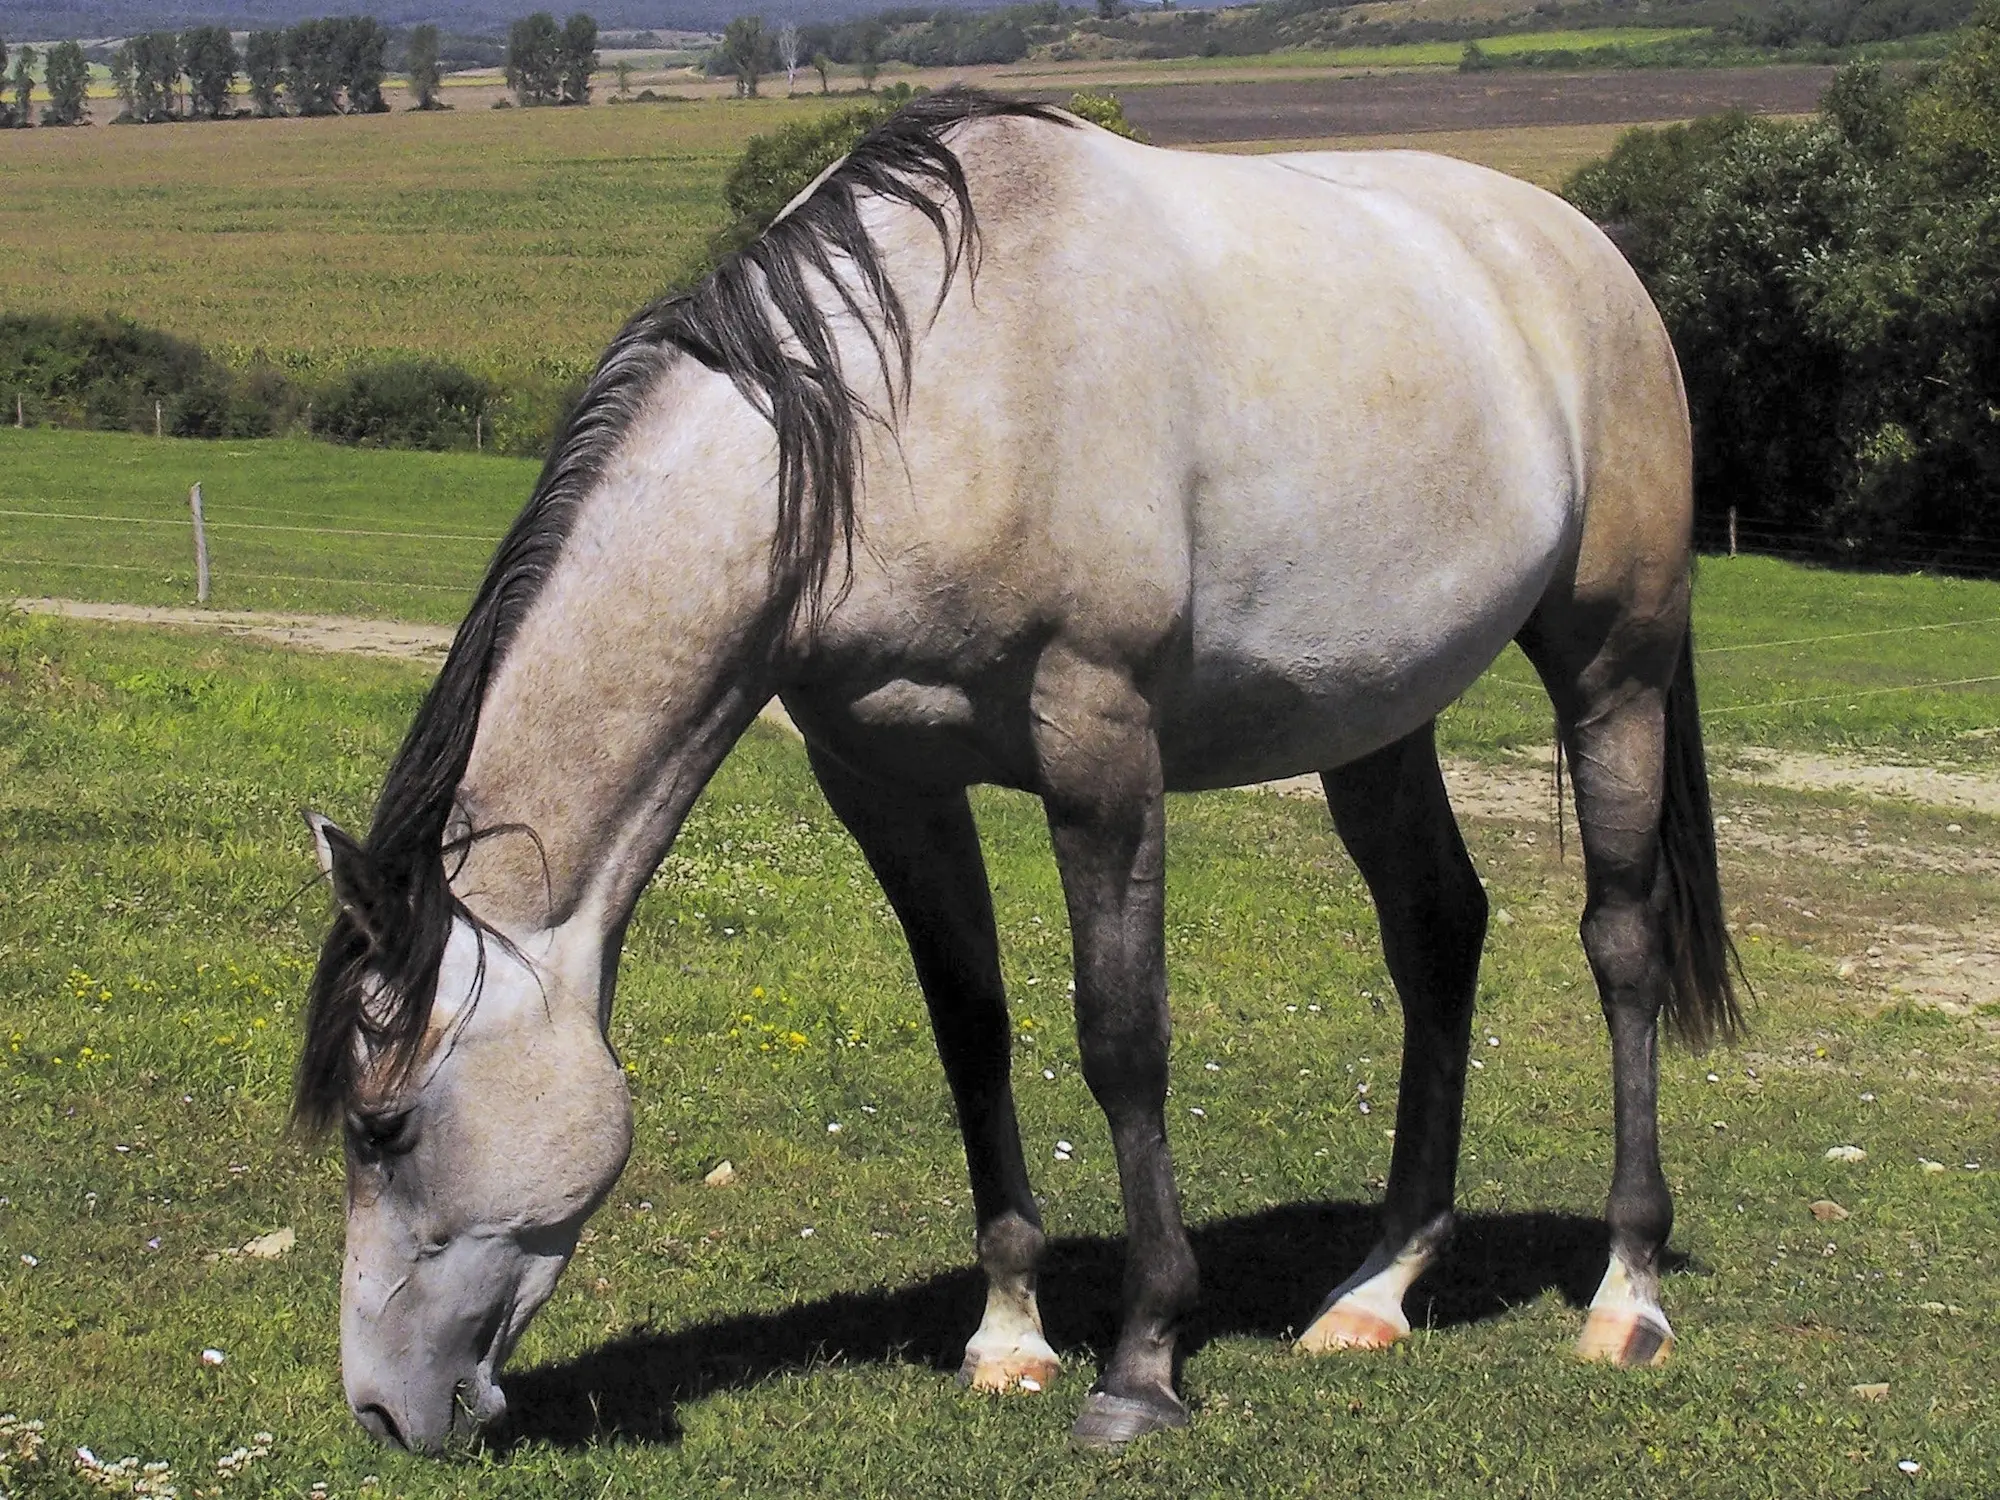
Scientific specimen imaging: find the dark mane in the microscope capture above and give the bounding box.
[293,88,1071,1131]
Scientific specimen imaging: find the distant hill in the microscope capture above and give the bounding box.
[4,0,1004,42]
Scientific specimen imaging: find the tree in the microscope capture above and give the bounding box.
[285,19,343,116]
[856,20,883,90]
[11,44,36,125]
[559,12,597,105]
[407,23,442,109]
[812,50,830,93]
[778,21,799,93]
[109,42,136,119]
[338,17,389,112]
[130,31,182,120]
[722,15,766,97]
[506,13,562,105]
[1097,0,1123,17]
[614,58,631,96]
[181,26,238,119]
[245,30,284,115]
[43,40,90,125]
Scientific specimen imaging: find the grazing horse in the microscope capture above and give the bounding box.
[297,90,1737,1454]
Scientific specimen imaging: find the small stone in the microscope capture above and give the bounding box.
[1946,824,1962,834]
[242,1227,295,1260]
[200,1348,226,1366]
[826,1122,842,1134]
[1494,909,1514,926]
[703,1160,738,1188]
[1810,1199,1850,1222]
[799,1226,814,1238]
[1919,1159,1946,1174]
[1056,1140,1074,1153]
[1836,961,1857,979]
[1018,1376,1042,1392]
[1851,1382,1890,1401]
[1898,1459,1921,1474]
[1825,1145,1867,1163]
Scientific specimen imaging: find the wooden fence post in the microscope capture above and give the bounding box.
[155,400,163,439]
[190,483,210,603]
[14,393,21,429]
[475,412,483,452]
[1728,506,1738,558]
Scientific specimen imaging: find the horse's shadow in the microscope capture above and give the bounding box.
[496,1202,1639,1449]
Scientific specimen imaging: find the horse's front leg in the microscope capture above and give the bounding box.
[805,747,1059,1394]
[1034,656,1196,1449]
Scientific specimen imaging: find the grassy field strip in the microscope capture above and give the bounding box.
[0,508,499,542]
[0,607,1993,1498]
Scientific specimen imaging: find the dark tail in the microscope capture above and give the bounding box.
[1659,626,1745,1047]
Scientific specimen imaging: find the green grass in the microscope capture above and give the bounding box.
[8,427,2000,760]
[0,430,535,623]
[1440,560,2000,768]
[2,608,1995,1498]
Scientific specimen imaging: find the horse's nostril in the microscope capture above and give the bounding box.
[354,1402,407,1449]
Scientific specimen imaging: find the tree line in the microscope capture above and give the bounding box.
[0,14,599,126]
[1,39,92,126]
[1567,0,2000,569]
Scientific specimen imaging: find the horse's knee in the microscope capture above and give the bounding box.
[1580,898,1665,1007]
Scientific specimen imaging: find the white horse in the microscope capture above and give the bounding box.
[299,91,1736,1453]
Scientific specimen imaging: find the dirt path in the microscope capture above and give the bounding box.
[16,597,458,662]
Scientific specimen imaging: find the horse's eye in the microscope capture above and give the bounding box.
[347,1107,418,1159]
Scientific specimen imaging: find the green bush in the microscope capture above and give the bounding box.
[311,358,493,450]
[0,313,281,438]
[716,101,899,256]
[1065,88,1143,139]
[1566,4,2000,567]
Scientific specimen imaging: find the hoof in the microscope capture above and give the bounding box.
[1069,1390,1189,1451]
[1577,1306,1674,1368]
[958,1349,1062,1394]
[1296,1299,1409,1354]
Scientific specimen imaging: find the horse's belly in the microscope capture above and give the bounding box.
[1158,512,1563,790]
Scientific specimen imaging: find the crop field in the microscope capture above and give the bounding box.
[0,99,815,383]
[0,68,1830,386]
[2,571,1996,1496]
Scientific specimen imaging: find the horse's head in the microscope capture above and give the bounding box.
[303,813,633,1453]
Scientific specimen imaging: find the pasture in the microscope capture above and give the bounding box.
[10,428,2000,764]
[2,454,1997,1493]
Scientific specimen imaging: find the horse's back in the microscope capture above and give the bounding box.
[810,118,1691,791]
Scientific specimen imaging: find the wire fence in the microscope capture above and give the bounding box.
[7,496,2000,728]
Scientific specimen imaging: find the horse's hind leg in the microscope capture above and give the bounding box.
[1519,584,1734,1367]
[1297,721,1485,1353]
[807,746,1059,1394]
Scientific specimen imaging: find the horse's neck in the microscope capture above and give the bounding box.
[451,366,784,939]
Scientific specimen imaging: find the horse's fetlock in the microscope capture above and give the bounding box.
[979,1210,1046,1280]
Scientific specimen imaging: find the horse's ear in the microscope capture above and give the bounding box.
[304,810,381,935]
